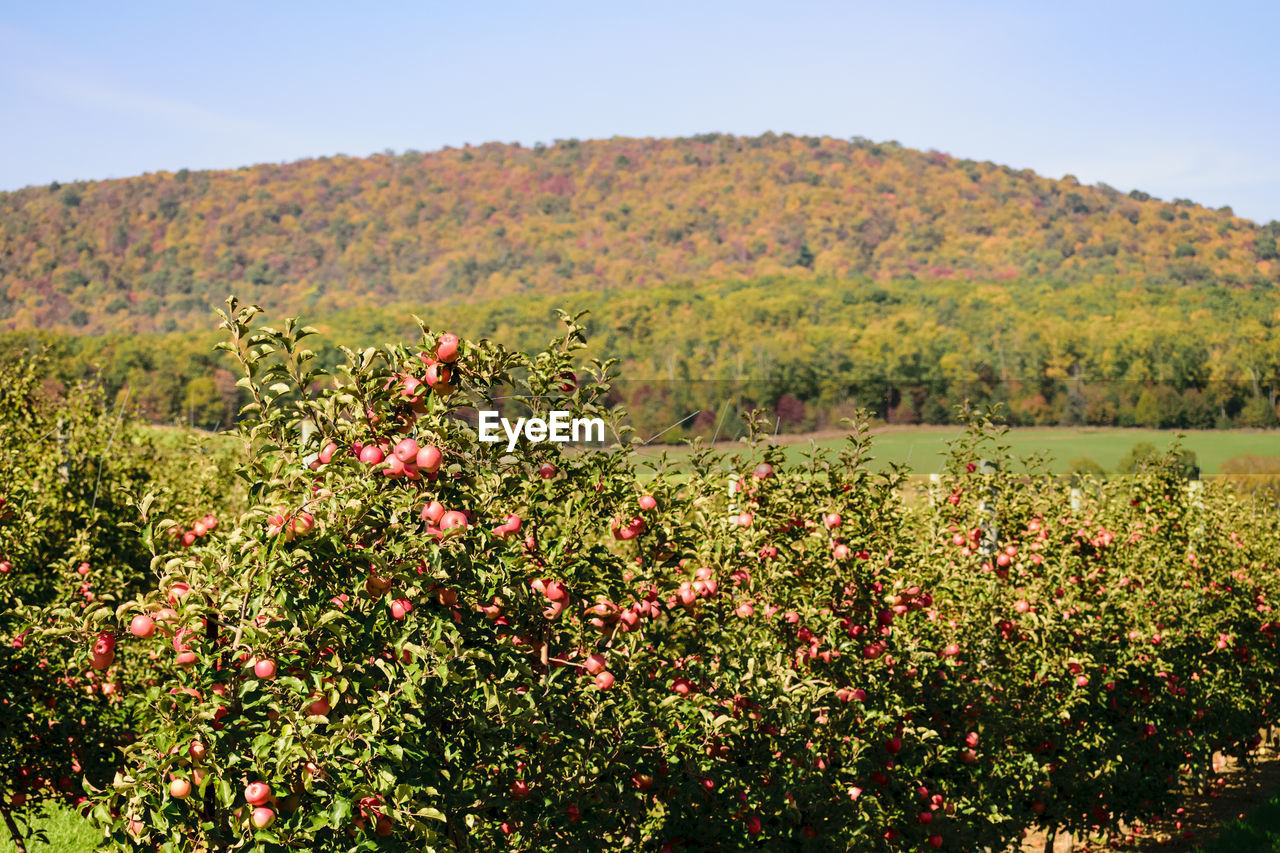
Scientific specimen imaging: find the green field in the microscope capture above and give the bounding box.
[0,806,100,853]
[146,423,1278,478]
[634,426,1280,477]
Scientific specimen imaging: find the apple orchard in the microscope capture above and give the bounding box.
[3,298,1280,852]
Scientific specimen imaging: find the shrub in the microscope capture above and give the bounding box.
[27,304,1280,852]
[0,350,237,851]
[1219,454,1280,503]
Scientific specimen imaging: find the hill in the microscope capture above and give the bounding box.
[2,133,1277,335]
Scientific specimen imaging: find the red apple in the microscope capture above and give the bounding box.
[436,333,460,363]
[439,510,468,534]
[245,782,271,806]
[416,445,443,473]
[393,438,419,463]
[421,501,445,524]
[425,363,452,387]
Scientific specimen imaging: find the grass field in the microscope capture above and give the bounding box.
[7,789,1280,853]
[632,426,1280,476]
[0,806,99,853]
[145,423,1279,478]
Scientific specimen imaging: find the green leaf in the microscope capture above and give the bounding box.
[330,796,352,829]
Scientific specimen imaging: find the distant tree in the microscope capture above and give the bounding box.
[184,376,222,429]
[1238,397,1279,428]
[1174,449,1200,480]
[794,244,815,268]
[888,397,920,425]
[775,393,806,427]
[1065,457,1106,487]
[212,368,242,427]
[1116,441,1159,475]
[1179,388,1215,429]
[1081,385,1118,425]
[1116,441,1199,480]
[1219,454,1280,501]
[1134,386,1182,428]
[920,396,950,425]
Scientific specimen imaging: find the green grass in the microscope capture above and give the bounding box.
[143,422,1277,478]
[0,805,99,853]
[1197,790,1280,852]
[9,785,1280,853]
[634,426,1280,477]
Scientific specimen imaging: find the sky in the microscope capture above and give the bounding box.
[2,1,1278,222]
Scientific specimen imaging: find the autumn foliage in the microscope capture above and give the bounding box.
[1,134,1276,336]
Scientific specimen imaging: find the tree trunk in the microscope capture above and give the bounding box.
[1043,827,1055,853]
[203,606,224,849]
[447,813,472,852]
[1,808,27,853]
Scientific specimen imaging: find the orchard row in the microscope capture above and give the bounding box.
[3,301,1280,852]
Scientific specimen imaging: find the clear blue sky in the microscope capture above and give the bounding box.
[3,1,1278,222]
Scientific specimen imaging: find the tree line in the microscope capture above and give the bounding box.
[2,274,1277,438]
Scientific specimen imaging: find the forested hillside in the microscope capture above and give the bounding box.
[2,134,1278,434]
[4,275,1279,437]
[2,133,1277,334]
